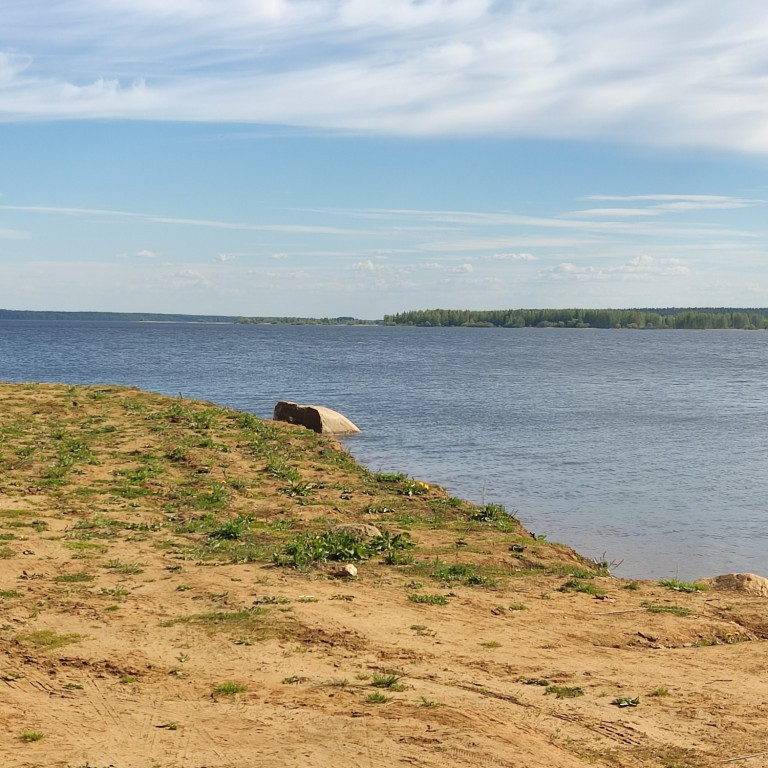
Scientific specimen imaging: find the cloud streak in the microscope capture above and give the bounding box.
[2,2,768,153]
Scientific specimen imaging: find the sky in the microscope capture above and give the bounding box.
[1,1,767,318]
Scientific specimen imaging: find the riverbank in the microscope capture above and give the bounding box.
[1,383,766,767]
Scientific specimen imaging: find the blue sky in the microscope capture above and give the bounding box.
[1,1,767,318]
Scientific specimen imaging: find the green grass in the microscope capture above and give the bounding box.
[213,681,245,696]
[371,672,405,691]
[650,686,669,697]
[430,562,499,588]
[658,578,708,593]
[20,730,44,742]
[273,528,413,568]
[468,502,509,522]
[408,593,448,606]
[365,691,389,704]
[642,602,691,617]
[104,559,145,575]
[545,685,584,699]
[15,629,84,651]
[54,572,96,583]
[558,579,606,596]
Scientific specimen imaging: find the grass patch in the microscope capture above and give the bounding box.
[20,731,44,742]
[366,691,389,704]
[545,685,584,699]
[213,682,245,697]
[273,528,413,568]
[160,608,270,639]
[15,629,84,651]
[54,573,95,583]
[558,579,606,596]
[408,593,448,606]
[642,602,691,617]
[105,559,145,575]
[371,672,405,691]
[659,578,708,593]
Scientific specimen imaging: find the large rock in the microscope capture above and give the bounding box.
[273,401,360,435]
[703,573,768,597]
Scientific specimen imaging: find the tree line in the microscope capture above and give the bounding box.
[382,308,768,330]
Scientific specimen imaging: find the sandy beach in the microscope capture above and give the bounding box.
[1,382,766,768]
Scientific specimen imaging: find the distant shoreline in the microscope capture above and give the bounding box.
[3,306,768,330]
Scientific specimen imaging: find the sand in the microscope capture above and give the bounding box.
[0,382,766,768]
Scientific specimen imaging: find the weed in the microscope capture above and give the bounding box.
[408,594,448,606]
[371,673,405,690]
[558,580,606,596]
[651,687,669,697]
[119,675,136,684]
[545,685,584,699]
[274,528,413,568]
[419,697,444,708]
[624,581,640,591]
[207,515,252,541]
[0,547,15,559]
[480,641,502,648]
[21,731,44,742]
[365,691,389,704]
[100,588,129,600]
[612,696,639,707]
[373,471,407,484]
[282,676,308,685]
[362,505,396,515]
[54,572,95,583]
[105,560,145,575]
[508,603,527,611]
[328,678,350,688]
[15,630,84,650]
[253,596,291,605]
[213,682,245,696]
[642,603,691,617]
[399,480,430,496]
[432,563,485,585]
[659,578,708,593]
[469,503,508,522]
[194,483,229,510]
[279,481,319,498]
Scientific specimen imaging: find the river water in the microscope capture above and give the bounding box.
[2,321,766,580]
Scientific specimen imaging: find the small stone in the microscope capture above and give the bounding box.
[341,564,358,578]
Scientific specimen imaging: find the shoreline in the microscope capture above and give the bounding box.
[1,382,766,767]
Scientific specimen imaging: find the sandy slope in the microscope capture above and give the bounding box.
[0,383,766,768]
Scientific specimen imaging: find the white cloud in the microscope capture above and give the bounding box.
[216,253,235,262]
[483,252,537,261]
[544,255,691,282]
[351,259,377,271]
[3,2,768,152]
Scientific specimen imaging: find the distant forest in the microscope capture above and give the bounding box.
[4,307,768,329]
[0,310,367,325]
[382,308,768,330]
